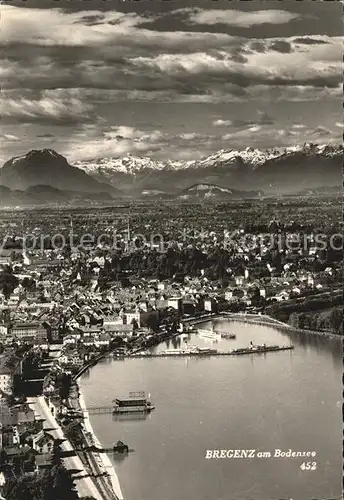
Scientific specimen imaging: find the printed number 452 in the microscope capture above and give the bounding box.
[300,462,317,471]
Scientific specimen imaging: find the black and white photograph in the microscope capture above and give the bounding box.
[0,1,342,500]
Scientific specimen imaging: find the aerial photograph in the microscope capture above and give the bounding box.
[0,1,342,500]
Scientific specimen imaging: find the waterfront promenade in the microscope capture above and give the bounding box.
[78,384,125,500]
[27,396,104,500]
[27,394,124,500]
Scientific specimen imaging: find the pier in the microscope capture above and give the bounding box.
[125,345,294,358]
[87,406,114,414]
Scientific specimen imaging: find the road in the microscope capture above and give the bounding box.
[27,396,104,500]
[68,384,123,500]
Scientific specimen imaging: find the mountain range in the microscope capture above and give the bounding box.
[72,143,343,194]
[0,144,342,205]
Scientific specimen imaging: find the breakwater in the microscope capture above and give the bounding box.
[125,345,294,358]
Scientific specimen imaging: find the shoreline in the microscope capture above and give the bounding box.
[70,312,339,500]
[216,312,341,339]
[77,380,125,500]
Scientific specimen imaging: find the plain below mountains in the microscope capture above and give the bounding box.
[0,185,114,207]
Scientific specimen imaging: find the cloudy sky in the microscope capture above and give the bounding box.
[1,0,342,163]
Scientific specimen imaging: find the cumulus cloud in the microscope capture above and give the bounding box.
[213,111,273,129]
[64,124,219,162]
[0,3,342,159]
[292,124,307,129]
[130,47,341,94]
[65,125,165,161]
[0,134,20,141]
[219,123,340,149]
[0,6,149,47]
[293,37,329,45]
[1,5,341,102]
[269,40,292,53]
[176,8,299,27]
[213,119,233,127]
[313,126,332,136]
[179,133,201,140]
[1,89,96,124]
[0,5,234,55]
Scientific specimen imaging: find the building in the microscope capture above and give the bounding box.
[123,307,150,328]
[0,250,12,266]
[103,323,134,338]
[32,430,55,454]
[0,324,8,336]
[35,453,53,471]
[167,297,182,312]
[0,405,19,449]
[94,333,111,348]
[0,359,13,396]
[0,422,20,448]
[203,297,217,312]
[11,322,47,341]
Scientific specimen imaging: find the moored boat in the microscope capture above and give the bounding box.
[198,325,221,340]
[220,332,236,340]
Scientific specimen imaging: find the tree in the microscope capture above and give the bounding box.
[50,464,78,500]
[131,318,139,330]
[64,421,83,448]
[0,266,19,299]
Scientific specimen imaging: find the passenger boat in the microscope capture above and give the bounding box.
[197,347,218,355]
[113,391,155,414]
[198,325,221,340]
[220,332,236,340]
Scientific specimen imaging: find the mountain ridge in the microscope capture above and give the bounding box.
[0,149,120,195]
[1,144,342,196]
[71,143,343,194]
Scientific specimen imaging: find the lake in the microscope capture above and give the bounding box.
[80,320,342,500]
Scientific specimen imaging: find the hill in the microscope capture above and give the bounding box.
[177,183,260,200]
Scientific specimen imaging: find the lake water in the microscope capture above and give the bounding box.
[80,320,342,500]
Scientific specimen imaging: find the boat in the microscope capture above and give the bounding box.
[220,332,236,340]
[198,325,221,340]
[113,391,155,414]
[197,347,218,355]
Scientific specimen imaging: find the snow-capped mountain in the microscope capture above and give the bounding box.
[193,146,284,169]
[1,144,341,198]
[72,153,192,177]
[71,143,342,194]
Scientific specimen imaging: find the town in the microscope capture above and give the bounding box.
[0,197,342,499]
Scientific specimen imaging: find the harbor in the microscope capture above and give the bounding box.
[126,344,294,358]
[80,317,342,500]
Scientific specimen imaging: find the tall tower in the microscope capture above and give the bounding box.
[127,217,131,242]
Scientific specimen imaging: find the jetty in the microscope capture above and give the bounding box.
[124,344,294,359]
